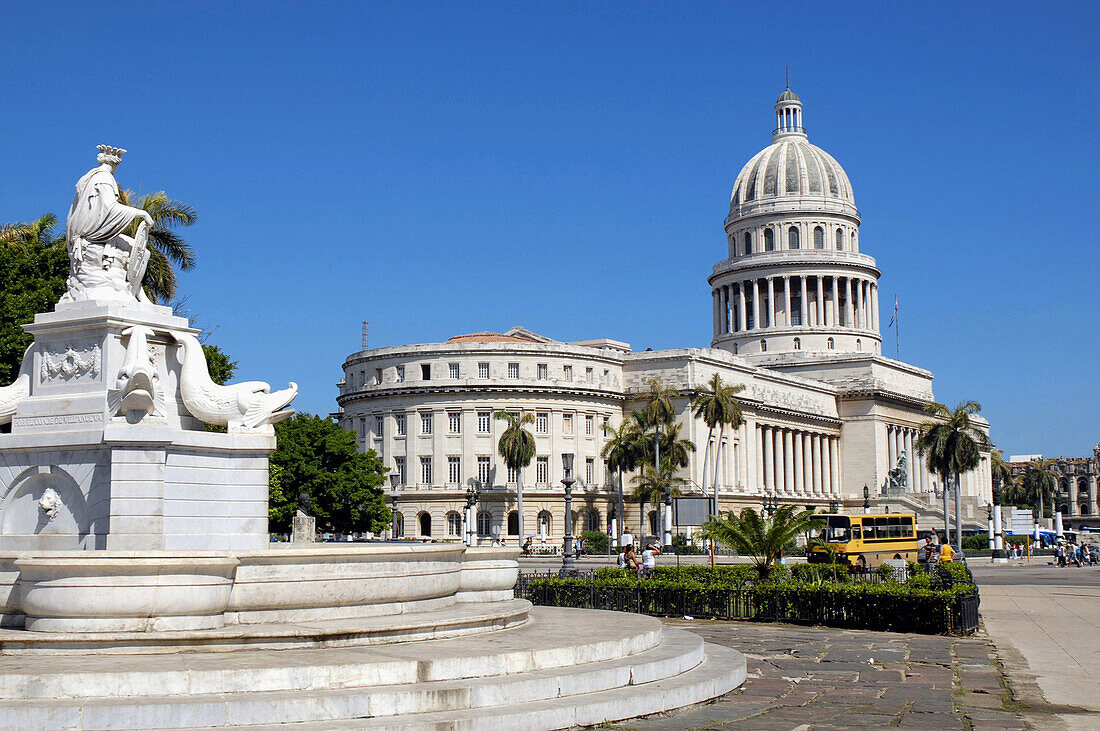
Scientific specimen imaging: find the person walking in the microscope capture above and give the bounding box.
[641,543,661,578]
[939,541,955,563]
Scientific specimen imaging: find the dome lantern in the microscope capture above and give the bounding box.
[773,85,805,141]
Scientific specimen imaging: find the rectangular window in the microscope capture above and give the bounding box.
[563,364,572,381]
[448,363,460,379]
[478,456,491,483]
[421,363,431,380]
[507,362,519,378]
[420,456,432,485]
[477,411,491,433]
[394,457,406,485]
[448,412,461,434]
[536,456,549,485]
[603,416,610,432]
[562,413,573,435]
[447,456,461,485]
[421,412,432,435]
[375,368,383,384]
[585,367,594,382]
[535,412,549,434]
[478,362,489,379]
[586,458,594,485]
[537,363,548,380]
[395,413,406,436]
[602,369,609,385]
[585,415,594,436]
[374,415,384,439]
[508,465,520,484]
[396,365,405,382]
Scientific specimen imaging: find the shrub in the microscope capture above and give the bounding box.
[580,530,609,555]
[962,534,989,551]
[671,533,704,555]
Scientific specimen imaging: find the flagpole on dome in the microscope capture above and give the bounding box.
[888,294,900,359]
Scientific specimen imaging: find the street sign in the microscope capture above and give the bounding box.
[672,497,716,526]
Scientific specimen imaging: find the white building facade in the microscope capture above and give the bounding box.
[337,88,993,546]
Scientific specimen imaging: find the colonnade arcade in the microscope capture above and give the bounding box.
[755,423,840,498]
[712,274,878,338]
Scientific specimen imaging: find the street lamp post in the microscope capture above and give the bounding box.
[465,482,481,547]
[763,492,778,517]
[828,499,839,514]
[560,453,578,577]
[388,474,400,540]
[863,485,871,514]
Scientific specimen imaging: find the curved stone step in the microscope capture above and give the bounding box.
[0,599,531,656]
[0,607,662,701]
[0,629,712,730]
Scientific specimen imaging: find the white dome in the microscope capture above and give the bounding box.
[729,139,854,211]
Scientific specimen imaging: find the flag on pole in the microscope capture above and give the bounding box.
[888,295,898,328]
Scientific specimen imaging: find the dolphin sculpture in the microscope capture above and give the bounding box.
[115,325,159,417]
[0,347,33,427]
[172,332,296,432]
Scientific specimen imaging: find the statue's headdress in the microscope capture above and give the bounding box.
[96,145,127,165]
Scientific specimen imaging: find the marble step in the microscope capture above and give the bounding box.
[0,629,713,730]
[170,642,747,731]
[0,598,532,656]
[0,607,662,701]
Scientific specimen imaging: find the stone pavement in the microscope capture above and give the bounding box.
[603,620,1028,730]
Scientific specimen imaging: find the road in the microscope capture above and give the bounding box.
[970,561,1100,730]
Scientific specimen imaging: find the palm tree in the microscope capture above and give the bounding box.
[634,378,678,424]
[691,373,745,565]
[1022,458,1058,521]
[916,400,990,551]
[0,214,65,249]
[699,506,823,580]
[118,190,197,303]
[990,449,1013,494]
[493,410,536,541]
[601,418,639,546]
[630,461,687,540]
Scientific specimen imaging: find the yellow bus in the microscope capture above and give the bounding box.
[807,513,920,569]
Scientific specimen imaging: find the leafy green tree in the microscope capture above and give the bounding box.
[1021,458,1058,520]
[493,410,536,539]
[634,378,678,424]
[601,418,640,544]
[699,506,823,579]
[0,214,67,383]
[270,414,390,535]
[118,190,197,303]
[201,344,237,386]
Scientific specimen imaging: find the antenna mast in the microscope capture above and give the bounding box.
[361,321,369,350]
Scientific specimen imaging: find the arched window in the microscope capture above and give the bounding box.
[793,337,801,350]
[827,337,835,350]
[814,226,824,249]
[743,231,752,255]
[788,226,800,249]
[584,509,600,533]
[446,512,462,537]
[1081,503,1093,516]
[393,512,404,538]
[856,339,862,351]
[477,511,492,537]
[507,511,519,536]
[648,511,659,537]
[764,228,774,251]
[835,228,844,250]
[418,512,432,537]
[760,339,767,352]
[537,510,551,537]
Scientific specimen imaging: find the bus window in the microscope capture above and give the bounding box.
[851,525,861,540]
[874,517,888,540]
[888,517,901,538]
[902,517,915,537]
[825,515,851,542]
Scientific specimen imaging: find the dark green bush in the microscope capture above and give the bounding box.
[962,534,989,550]
[580,530,609,555]
[671,534,704,555]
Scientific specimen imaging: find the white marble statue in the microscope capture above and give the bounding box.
[173,332,297,433]
[0,347,33,426]
[37,488,63,522]
[60,145,154,304]
[112,325,160,418]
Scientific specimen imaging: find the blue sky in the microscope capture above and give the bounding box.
[2,2,1097,457]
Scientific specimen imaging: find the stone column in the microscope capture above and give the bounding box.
[762,425,773,494]
[784,276,792,327]
[829,437,840,496]
[773,427,784,495]
[812,435,822,495]
[803,433,813,493]
[752,279,760,331]
[783,429,794,495]
[800,275,808,327]
[846,278,855,328]
[821,436,832,496]
[816,275,825,327]
[739,285,747,332]
[1090,476,1098,515]
[767,277,775,329]
[906,429,916,490]
[887,426,895,470]
[755,424,765,493]
[793,431,804,495]
[872,283,880,332]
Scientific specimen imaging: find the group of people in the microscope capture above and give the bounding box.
[1054,541,1095,567]
[918,536,957,564]
[616,539,661,577]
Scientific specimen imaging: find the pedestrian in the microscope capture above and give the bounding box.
[938,541,955,563]
[918,537,936,564]
[622,543,641,574]
[641,542,661,577]
[521,537,532,557]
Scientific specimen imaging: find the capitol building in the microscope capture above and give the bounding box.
[336,88,993,546]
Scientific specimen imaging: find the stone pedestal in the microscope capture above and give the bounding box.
[291,510,315,543]
[0,301,275,552]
